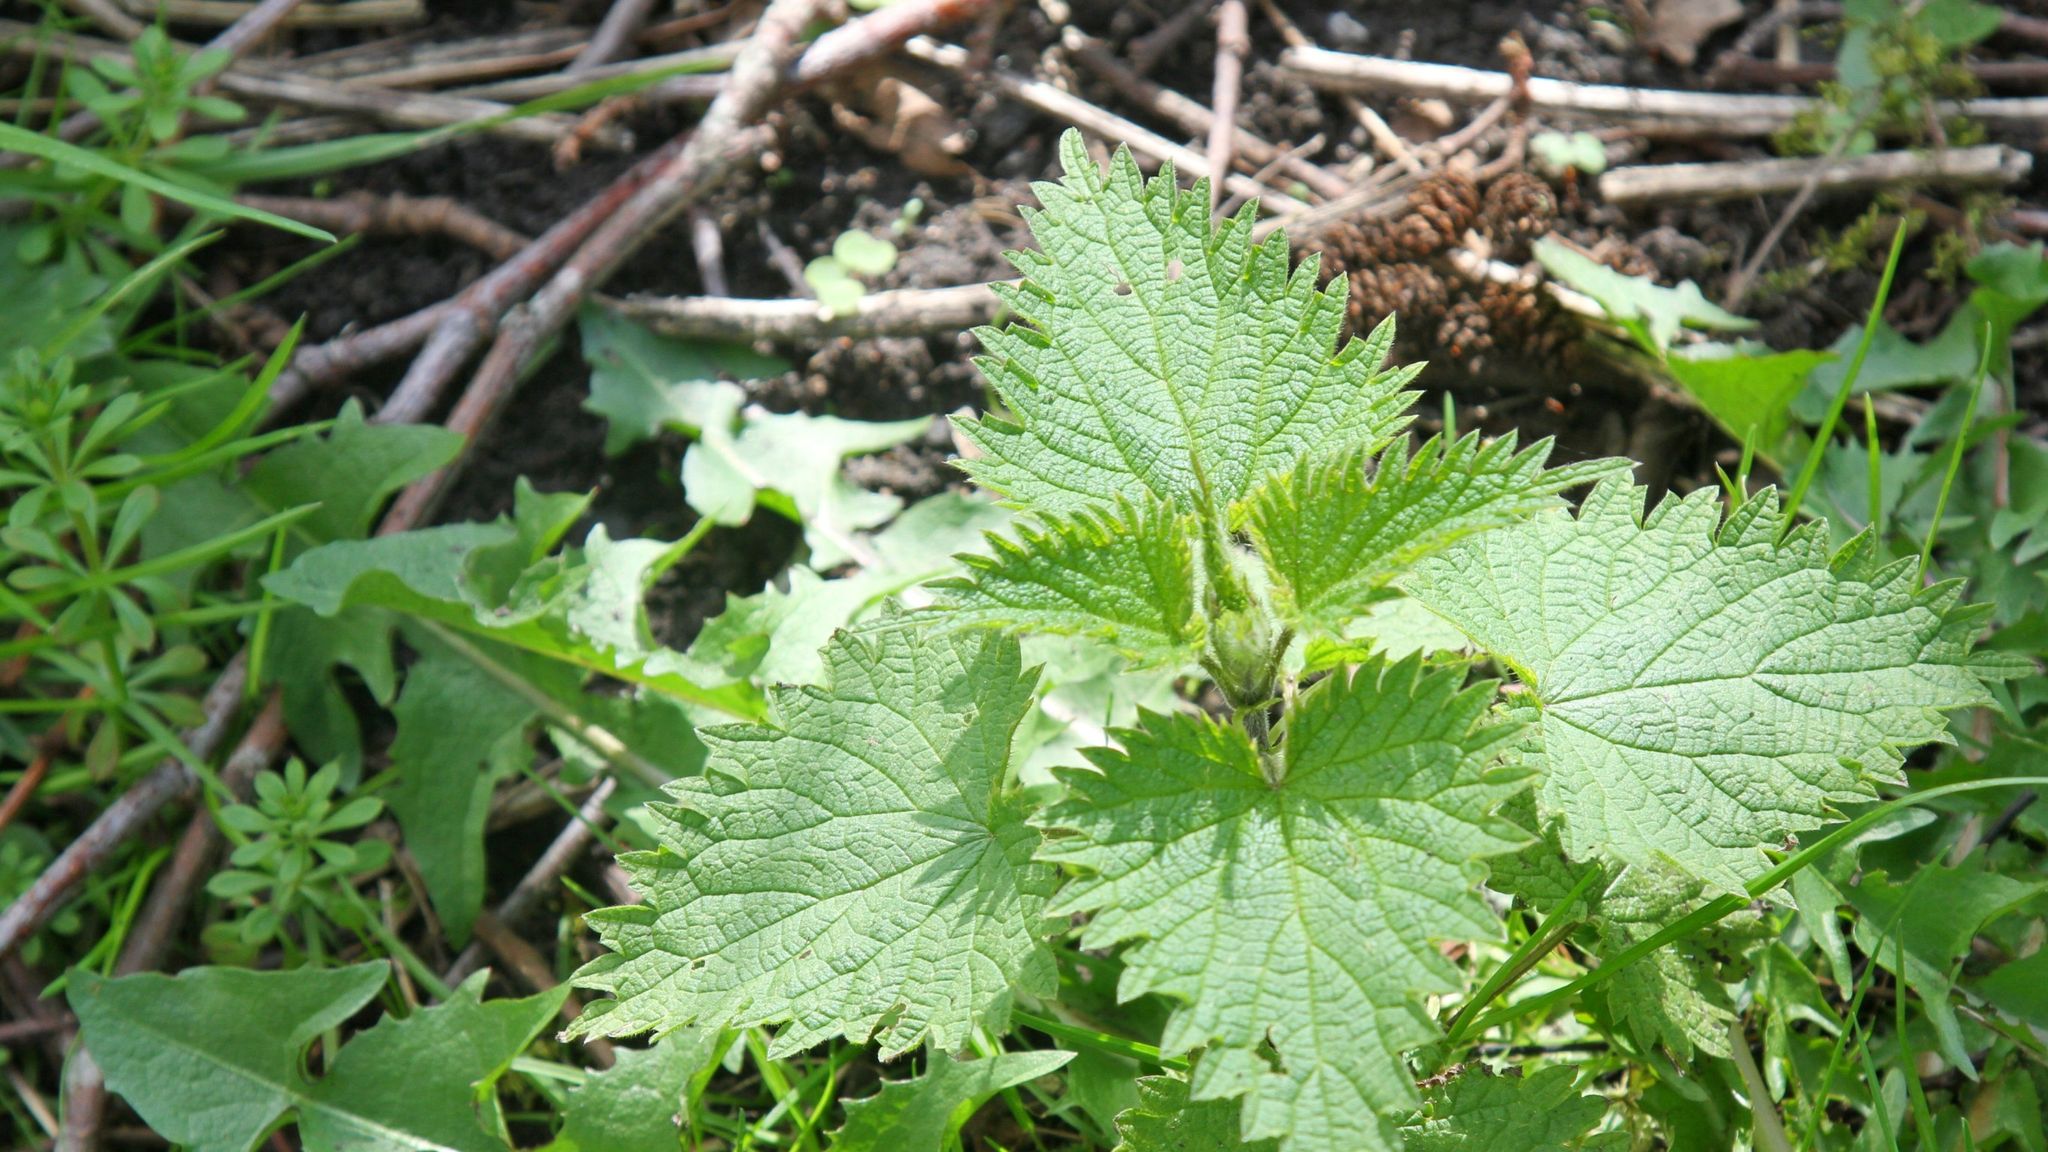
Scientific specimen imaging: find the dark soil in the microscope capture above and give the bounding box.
[214,0,2048,638]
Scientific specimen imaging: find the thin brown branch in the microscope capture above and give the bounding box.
[571,0,658,73]
[603,280,1009,342]
[234,192,531,260]
[445,778,617,988]
[1599,145,2032,207]
[1206,0,1249,213]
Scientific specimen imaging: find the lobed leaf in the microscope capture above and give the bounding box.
[1405,479,2011,893]
[1040,656,1526,1152]
[1247,431,1627,638]
[569,620,1058,1057]
[935,497,1203,667]
[834,1051,1074,1151]
[957,130,1416,518]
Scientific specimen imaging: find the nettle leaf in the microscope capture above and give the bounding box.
[1406,479,2009,893]
[834,1051,1074,1152]
[1401,1066,1622,1151]
[1248,432,1626,639]
[1040,656,1525,1152]
[957,130,1416,517]
[69,964,562,1152]
[1117,1075,1278,1152]
[936,497,1203,666]
[551,1028,724,1152]
[1489,802,1763,1061]
[569,622,1058,1057]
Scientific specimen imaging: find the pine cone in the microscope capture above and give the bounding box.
[1344,263,1449,350]
[1479,171,1557,259]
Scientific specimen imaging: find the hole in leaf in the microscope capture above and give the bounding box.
[1113,281,1133,296]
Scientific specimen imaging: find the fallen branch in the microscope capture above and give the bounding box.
[444,777,617,987]
[114,0,422,27]
[0,655,247,961]
[1598,144,2033,207]
[603,280,1010,342]
[234,192,531,259]
[1061,29,1348,199]
[1207,0,1250,212]
[1278,45,2048,134]
[381,0,1002,530]
[906,38,1310,215]
[571,0,658,72]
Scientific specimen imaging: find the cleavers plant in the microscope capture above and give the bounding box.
[565,132,2020,1150]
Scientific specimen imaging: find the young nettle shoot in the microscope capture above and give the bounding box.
[566,132,2015,1151]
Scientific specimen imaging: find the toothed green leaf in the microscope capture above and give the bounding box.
[834,1051,1074,1152]
[1405,479,2007,893]
[569,621,1057,1057]
[935,497,1203,666]
[956,130,1416,518]
[1040,656,1526,1152]
[1401,1066,1623,1151]
[1247,432,1627,638]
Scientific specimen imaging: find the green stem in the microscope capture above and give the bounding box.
[1461,776,2048,1039]
[1917,322,1993,578]
[1782,219,1909,530]
[1443,865,1601,1049]
[1011,1010,1188,1071]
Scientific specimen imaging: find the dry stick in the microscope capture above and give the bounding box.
[1598,144,2033,207]
[572,0,658,72]
[112,0,424,28]
[234,192,532,260]
[274,129,696,414]
[61,0,144,39]
[444,777,618,987]
[1279,45,2048,134]
[688,207,729,296]
[1206,0,1249,213]
[113,694,287,978]
[378,0,821,532]
[905,38,1310,215]
[1254,0,1421,179]
[605,279,1009,341]
[0,17,621,153]
[59,695,288,1152]
[1714,55,2048,90]
[1060,29,1348,199]
[215,70,631,149]
[454,42,738,102]
[381,0,1002,528]
[0,654,247,961]
[297,26,585,84]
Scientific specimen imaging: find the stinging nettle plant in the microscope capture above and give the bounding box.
[566,131,2015,1150]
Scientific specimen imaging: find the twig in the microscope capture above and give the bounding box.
[0,732,59,836]
[604,279,1010,341]
[906,38,1309,214]
[297,27,585,86]
[112,0,422,27]
[1254,0,1422,179]
[62,0,144,38]
[0,654,247,961]
[571,0,658,72]
[1599,145,2032,207]
[688,207,729,296]
[382,0,1002,531]
[233,192,532,259]
[1206,0,1249,213]
[1279,46,2048,134]
[452,43,736,102]
[1127,0,1211,76]
[1714,56,2048,90]
[1060,29,1347,199]
[113,694,287,977]
[445,778,617,986]
[275,130,697,416]
[1720,125,1859,310]
[0,19,623,152]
